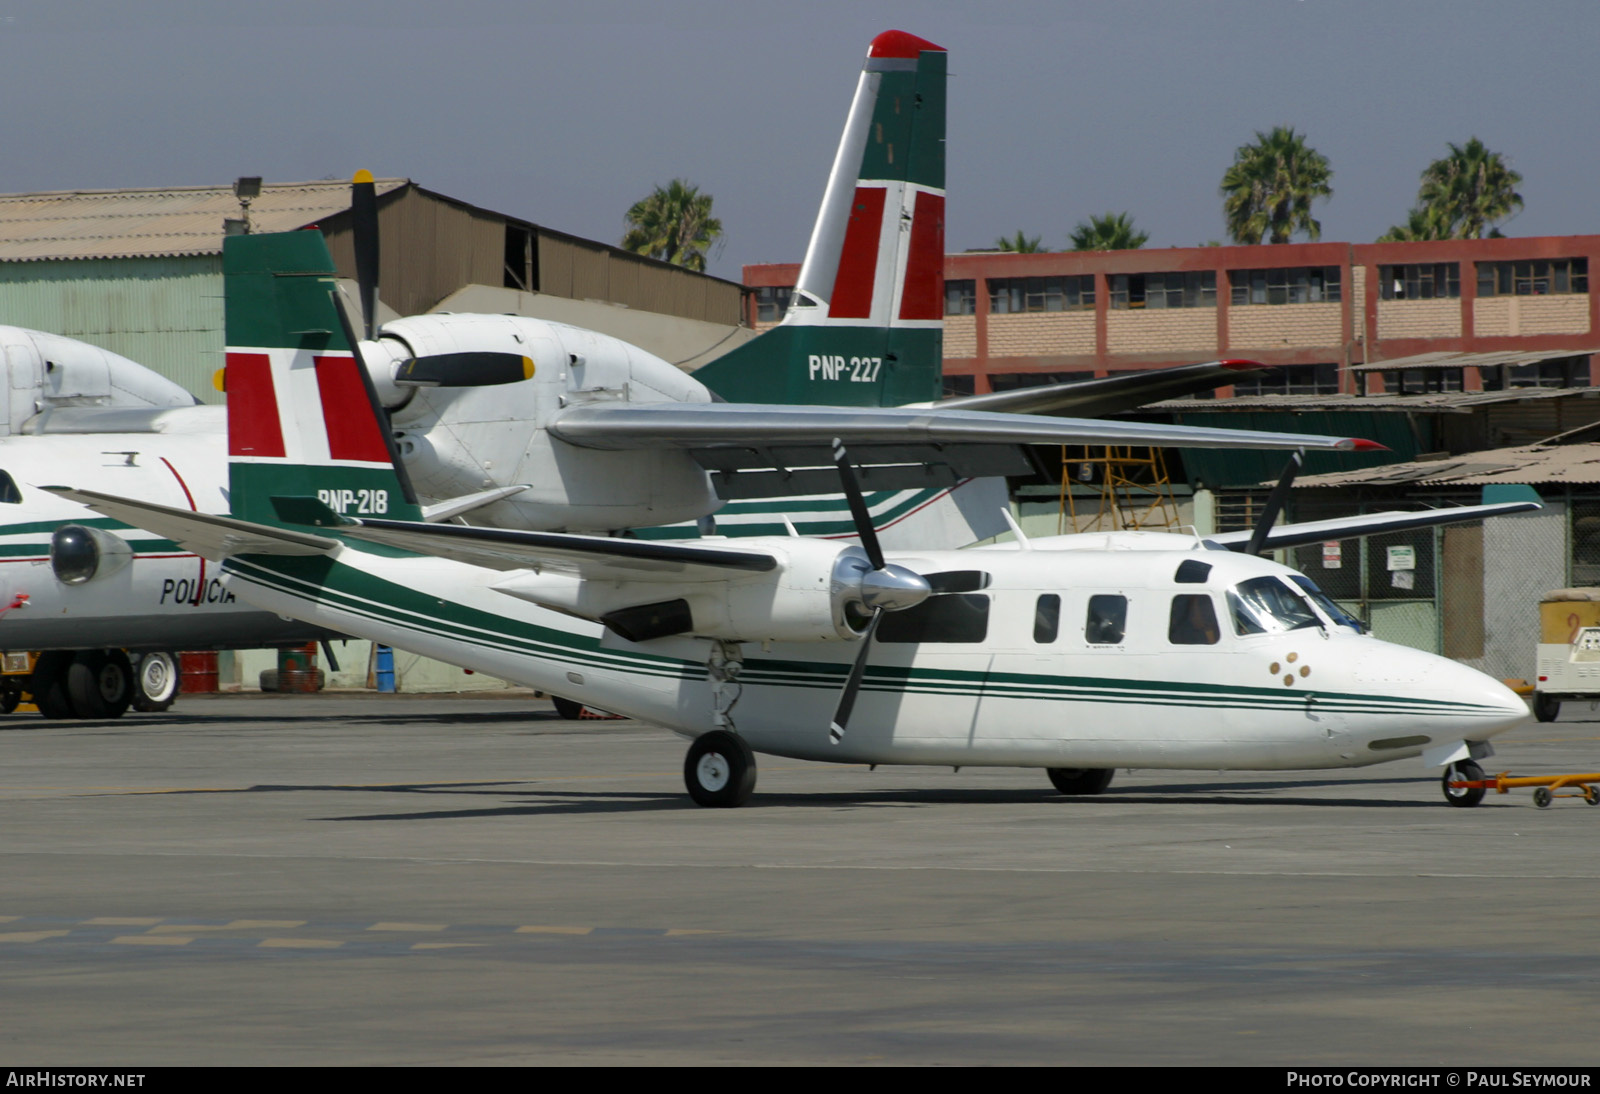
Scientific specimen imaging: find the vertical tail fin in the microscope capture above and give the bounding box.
[223,230,423,526]
[694,30,946,408]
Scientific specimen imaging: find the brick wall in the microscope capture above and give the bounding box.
[1105,308,1216,355]
[1473,295,1590,337]
[1227,303,1342,349]
[1376,299,1462,339]
[944,314,977,357]
[987,312,1096,356]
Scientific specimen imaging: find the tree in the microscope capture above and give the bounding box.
[621,180,723,272]
[1415,138,1523,239]
[1068,212,1149,251]
[995,230,1046,253]
[1376,205,1451,243]
[1219,126,1333,244]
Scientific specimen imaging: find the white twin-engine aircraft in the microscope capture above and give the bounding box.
[49,227,1532,810]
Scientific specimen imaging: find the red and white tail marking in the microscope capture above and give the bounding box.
[226,347,390,467]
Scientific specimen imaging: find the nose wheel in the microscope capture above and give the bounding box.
[684,730,756,807]
[1442,760,1486,808]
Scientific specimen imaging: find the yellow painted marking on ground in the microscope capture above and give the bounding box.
[225,919,305,929]
[411,942,484,950]
[112,934,192,946]
[515,925,593,935]
[258,937,343,949]
[84,916,164,926]
[148,924,230,934]
[367,922,447,932]
[0,930,70,943]
[663,929,719,936]
[0,916,20,924]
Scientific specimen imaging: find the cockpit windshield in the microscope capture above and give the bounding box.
[1228,576,1323,635]
[1289,575,1365,633]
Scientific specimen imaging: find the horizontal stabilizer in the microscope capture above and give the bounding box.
[39,487,338,560]
[1210,500,1541,553]
[343,518,780,580]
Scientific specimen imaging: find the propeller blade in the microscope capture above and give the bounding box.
[831,437,884,570]
[394,352,535,388]
[351,170,380,343]
[828,608,881,745]
[923,570,991,594]
[1245,449,1304,557]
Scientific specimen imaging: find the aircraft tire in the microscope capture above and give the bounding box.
[684,730,756,807]
[1046,767,1114,795]
[66,650,132,720]
[1533,693,1561,723]
[1534,787,1554,809]
[551,696,585,720]
[132,652,179,713]
[31,651,76,719]
[1442,760,1486,808]
[0,687,18,714]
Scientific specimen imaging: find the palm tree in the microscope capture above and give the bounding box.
[1219,126,1333,244]
[995,230,1046,253]
[621,180,723,272]
[1376,205,1451,243]
[1416,138,1523,239]
[1068,212,1149,251]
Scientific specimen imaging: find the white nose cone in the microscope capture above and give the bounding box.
[1354,645,1527,739]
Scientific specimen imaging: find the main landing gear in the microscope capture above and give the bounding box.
[24,649,175,719]
[683,730,757,808]
[1047,767,1115,796]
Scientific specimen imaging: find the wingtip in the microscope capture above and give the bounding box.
[869,30,944,57]
[1219,358,1267,371]
[1343,439,1390,451]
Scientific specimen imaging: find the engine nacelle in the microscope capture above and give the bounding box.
[492,538,891,644]
[50,524,133,586]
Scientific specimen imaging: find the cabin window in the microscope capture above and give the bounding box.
[1033,594,1060,643]
[878,594,990,644]
[1174,559,1211,584]
[0,471,20,504]
[1085,594,1127,645]
[1169,594,1220,645]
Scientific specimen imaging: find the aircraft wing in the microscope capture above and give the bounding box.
[933,360,1267,418]
[343,519,780,580]
[39,487,338,558]
[550,402,1381,501]
[1209,501,1541,553]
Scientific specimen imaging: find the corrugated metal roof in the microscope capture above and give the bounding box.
[1349,348,1600,373]
[1295,443,1600,487]
[0,179,408,262]
[1149,388,1599,413]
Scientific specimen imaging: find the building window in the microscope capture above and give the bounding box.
[1229,266,1342,305]
[1477,258,1588,297]
[1379,369,1463,394]
[755,285,793,323]
[945,279,976,316]
[1483,356,1592,390]
[1380,263,1460,300]
[988,275,1095,314]
[1230,363,1339,396]
[1110,271,1216,310]
[942,374,976,398]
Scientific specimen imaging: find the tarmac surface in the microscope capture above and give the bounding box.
[3,690,1600,1066]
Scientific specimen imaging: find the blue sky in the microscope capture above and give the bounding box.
[3,1,1596,280]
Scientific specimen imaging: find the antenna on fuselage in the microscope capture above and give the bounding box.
[1001,508,1031,550]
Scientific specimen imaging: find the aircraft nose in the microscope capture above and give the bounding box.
[1355,646,1527,736]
